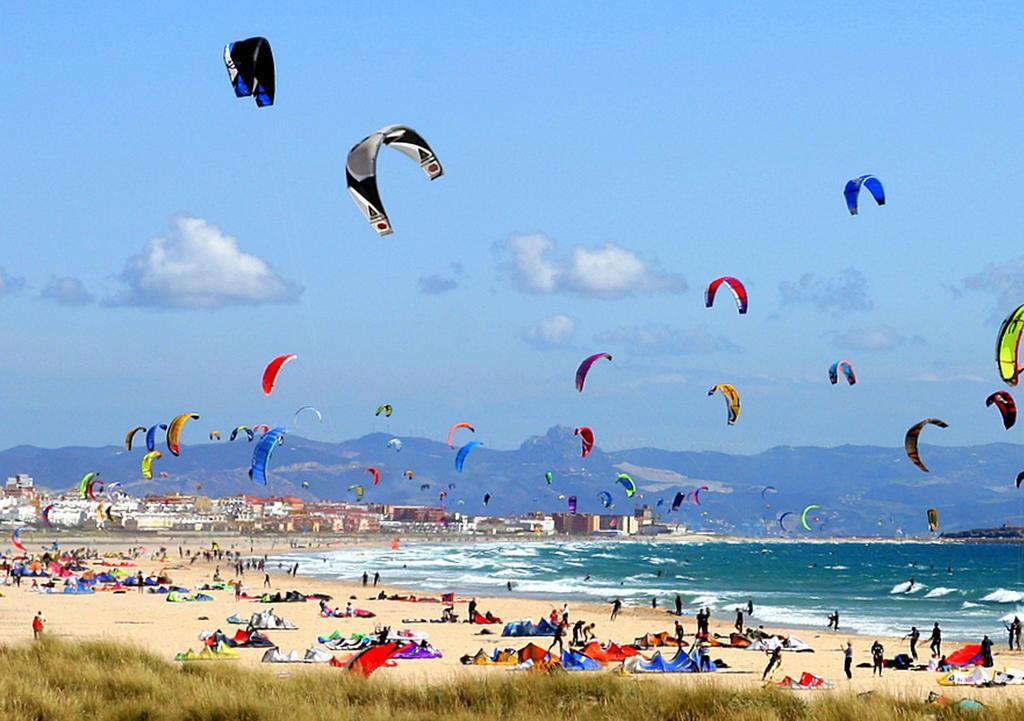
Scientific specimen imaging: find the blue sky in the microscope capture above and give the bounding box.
[2,3,1023,453]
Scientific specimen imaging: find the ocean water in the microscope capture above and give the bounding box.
[272,540,1024,641]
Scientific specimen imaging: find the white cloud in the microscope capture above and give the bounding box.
[779,268,872,315]
[109,216,302,308]
[962,255,1024,313]
[39,276,94,306]
[500,233,685,298]
[523,314,576,349]
[595,323,738,355]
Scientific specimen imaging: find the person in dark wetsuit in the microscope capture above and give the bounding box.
[929,623,942,656]
[547,621,566,658]
[981,634,994,667]
[675,594,682,616]
[572,619,585,646]
[747,599,754,615]
[734,608,744,633]
[905,626,920,660]
[870,640,884,676]
[674,619,685,648]
[610,598,621,621]
[843,641,853,679]
[762,646,782,681]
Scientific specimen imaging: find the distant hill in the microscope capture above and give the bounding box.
[1,426,1020,536]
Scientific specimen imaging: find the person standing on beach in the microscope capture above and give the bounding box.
[905,626,920,660]
[870,640,884,676]
[674,619,685,648]
[373,572,380,587]
[32,612,44,640]
[572,619,585,646]
[1016,618,1022,652]
[929,623,942,656]
[610,598,621,621]
[675,594,682,616]
[361,572,368,587]
[843,641,853,679]
[1005,619,1017,650]
[263,572,271,588]
[136,571,144,593]
[651,597,657,609]
[547,621,566,658]
[761,646,782,681]
[467,598,477,622]
[747,598,754,615]
[734,608,744,633]
[981,634,994,667]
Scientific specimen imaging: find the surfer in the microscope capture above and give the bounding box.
[907,578,915,593]
[761,646,782,681]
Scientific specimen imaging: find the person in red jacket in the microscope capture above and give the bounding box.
[32,611,44,640]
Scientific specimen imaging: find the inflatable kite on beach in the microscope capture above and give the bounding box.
[166,413,200,456]
[262,354,297,395]
[141,451,162,480]
[346,125,443,236]
[829,360,857,386]
[704,276,748,314]
[986,391,1017,430]
[844,175,885,215]
[708,384,741,425]
[224,36,274,107]
[455,441,482,472]
[124,426,146,451]
[574,427,595,458]
[447,422,475,448]
[249,427,286,485]
[997,305,1024,387]
[575,352,612,392]
[904,418,949,472]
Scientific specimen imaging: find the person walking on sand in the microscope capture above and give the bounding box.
[468,598,477,621]
[547,621,566,659]
[136,571,144,593]
[373,572,380,587]
[362,572,368,587]
[762,646,782,681]
[734,608,744,633]
[675,594,682,616]
[263,572,271,589]
[610,598,621,621]
[871,640,884,676]
[843,641,853,679]
[905,626,920,660]
[32,611,43,640]
[929,623,942,657]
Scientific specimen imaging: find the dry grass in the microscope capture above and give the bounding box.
[0,639,1014,721]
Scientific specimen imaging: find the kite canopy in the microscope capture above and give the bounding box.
[230,426,254,442]
[575,353,612,392]
[844,175,885,215]
[598,491,613,508]
[829,360,857,386]
[166,413,200,456]
[145,424,167,452]
[455,441,482,472]
[927,507,939,533]
[386,438,402,452]
[447,422,475,448]
[800,504,821,532]
[904,418,949,472]
[986,391,1017,430]
[293,406,322,425]
[616,473,636,498]
[778,511,796,532]
[262,354,297,395]
[142,451,162,480]
[574,427,595,458]
[79,472,99,499]
[545,471,553,485]
[124,426,146,451]
[224,36,274,107]
[366,467,381,486]
[346,125,443,236]
[692,485,710,505]
[567,496,577,514]
[708,384,741,425]
[375,404,393,418]
[671,492,686,512]
[704,276,748,314]
[997,305,1024,387]
[11,527,26,553]
[249,427,286,485]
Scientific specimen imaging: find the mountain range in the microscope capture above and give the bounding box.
[3,425,1020,536]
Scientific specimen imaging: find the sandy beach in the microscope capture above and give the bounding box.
[0,533,1020,705]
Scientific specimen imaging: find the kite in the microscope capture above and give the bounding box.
[568,496,577,514]
[230,426,255,442]
[166,413,199,456]
[209,431,221,441]
[386,438,402,452]
[997,305,1024,387]
[671,492,686,512]
[704,276,748,314]
[598,491,613,508]
[904,418,949,472]
[575,352,612,392]
[249,427,287,485]
[829,360,857,386]
[1017,471,1024,489]
[927,507,939,533]
[616,473,637,498]
[124,426,146,451]
[800,504,821,532]
[545,471,553,485]
[574,427,595,458]
[348,484,365,500]
[294,406,323,425]
[375,404,393,418]
[483,493,491,506]
[986,391,1017,430]
[142,451,162,480]
[403,469,415,480]
[447,422,475,448]
[41,505,53,528]
[145,424,166,452]
[708,384,741,425]
[778,511,796,532]
[455,441,482,472]
[79,472,99,499]
[692,485,709,505]
[844,175,885,215]
[262,354,297,395]
[366,467,381,486]
[11,527,26,553]
[223,36,274,107]
[346,125,443,236]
